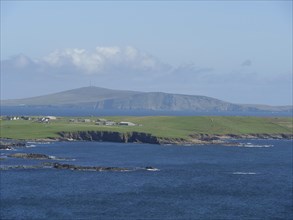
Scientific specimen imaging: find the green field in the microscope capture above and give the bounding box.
[0,116,292,140]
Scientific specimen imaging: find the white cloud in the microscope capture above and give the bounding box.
[2,46,169,76]
[38,46,167,74]
[1,46,291,105]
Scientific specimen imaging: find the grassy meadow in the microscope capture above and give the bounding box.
[0,116,292,140]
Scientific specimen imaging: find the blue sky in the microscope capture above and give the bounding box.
[1,1,292,105]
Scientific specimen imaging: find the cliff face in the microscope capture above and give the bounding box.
[58,131,292,145]
[58,131,160,144]
[94,92,250,111]
[190,133,293,140]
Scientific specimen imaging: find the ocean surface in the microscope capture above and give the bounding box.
[0,140,292,219]
[1,106,292,117]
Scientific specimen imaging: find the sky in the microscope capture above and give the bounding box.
[1,1,292,105]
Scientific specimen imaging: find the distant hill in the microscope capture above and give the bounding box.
[1,86,292,112]
[1,87,141,107]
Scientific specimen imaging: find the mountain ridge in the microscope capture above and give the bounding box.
[1,86,292,112]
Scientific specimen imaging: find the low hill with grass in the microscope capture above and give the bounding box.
[1,116,292,143]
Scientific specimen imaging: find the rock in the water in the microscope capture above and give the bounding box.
[0,141,26,149]
[49,162,132,172]
[8,153,51,160]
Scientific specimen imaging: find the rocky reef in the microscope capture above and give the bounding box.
[8,153,51,160]
[49,162,131,171]
[2,151,158,172]
[1,161,158,172]
[0,140,26,150]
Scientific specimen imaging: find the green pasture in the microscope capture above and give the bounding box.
[0,116,292,140]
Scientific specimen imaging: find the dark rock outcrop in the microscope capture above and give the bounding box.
[0,140,26,150]
[1,162,159,172]
[48,162,132,172]
[58,131,292,146]
[58,131,160,144]
[8,153,51,160]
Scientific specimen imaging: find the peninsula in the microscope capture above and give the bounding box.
[1,116,292,145]
[1,86,292,113]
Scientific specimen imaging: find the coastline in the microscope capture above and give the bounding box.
[1,131,292,148]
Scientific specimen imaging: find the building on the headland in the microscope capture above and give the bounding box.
[46,116,57,120]
[3,116,20,120]
[95,119,116,126]
[38,117,50,123]
[3,116,34,121]
[96,118,107,123]
[119,121,136,126]
[105,121,116,126]
[20,116,32,120]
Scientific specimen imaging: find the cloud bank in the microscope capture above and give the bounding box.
[1,46,292,105]
[2,46,169,75]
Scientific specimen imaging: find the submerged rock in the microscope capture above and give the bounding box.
[42,162,159,172]
[0,165,44,170]
[49,162,132,172]
[8,153,51,160]
[0,140,26,150]
[1,159,159,172]
[0,145,13,150]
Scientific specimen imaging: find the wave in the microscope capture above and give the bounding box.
[48,155,76,161]
[27,141,51,145]
[238,143,273,148]
[146,168,160,171]
[232,172,257,175]
[26,144,36,148]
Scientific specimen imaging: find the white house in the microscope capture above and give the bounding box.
[119,121,136,126]
[46,116,57,120]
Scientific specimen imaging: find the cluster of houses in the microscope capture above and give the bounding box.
[37,116,57,123]
[69,118,138,126]
[2,116,32,121]
[69,118,91,123]
[1,115,138,126]
[1,115,57,124]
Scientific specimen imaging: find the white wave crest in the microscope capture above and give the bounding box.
[146,168,160,171]
[232,172,257,175]
[26,144,36,148]
[238,143,273,148]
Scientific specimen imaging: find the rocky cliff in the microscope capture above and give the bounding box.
[58,131,161,144]
[58,130,293,145]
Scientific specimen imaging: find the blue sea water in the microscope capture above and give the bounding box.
[1,106,292,117]
[0,140,292,219]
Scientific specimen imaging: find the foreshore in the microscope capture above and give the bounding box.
[1,131,292,149]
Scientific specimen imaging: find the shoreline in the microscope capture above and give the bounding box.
[1,132,292,148]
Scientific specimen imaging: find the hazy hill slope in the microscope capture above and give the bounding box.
[95,92,249,111]
[1,86,291,112]
[1,87,141,106]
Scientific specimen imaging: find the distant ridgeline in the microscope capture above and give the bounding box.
[1,86,292,112]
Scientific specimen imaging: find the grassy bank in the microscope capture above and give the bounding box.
[0,116,292,140]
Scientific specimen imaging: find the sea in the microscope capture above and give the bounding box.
[0,140,292,219]
[1,106,292,117]
[1,107,292,219]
